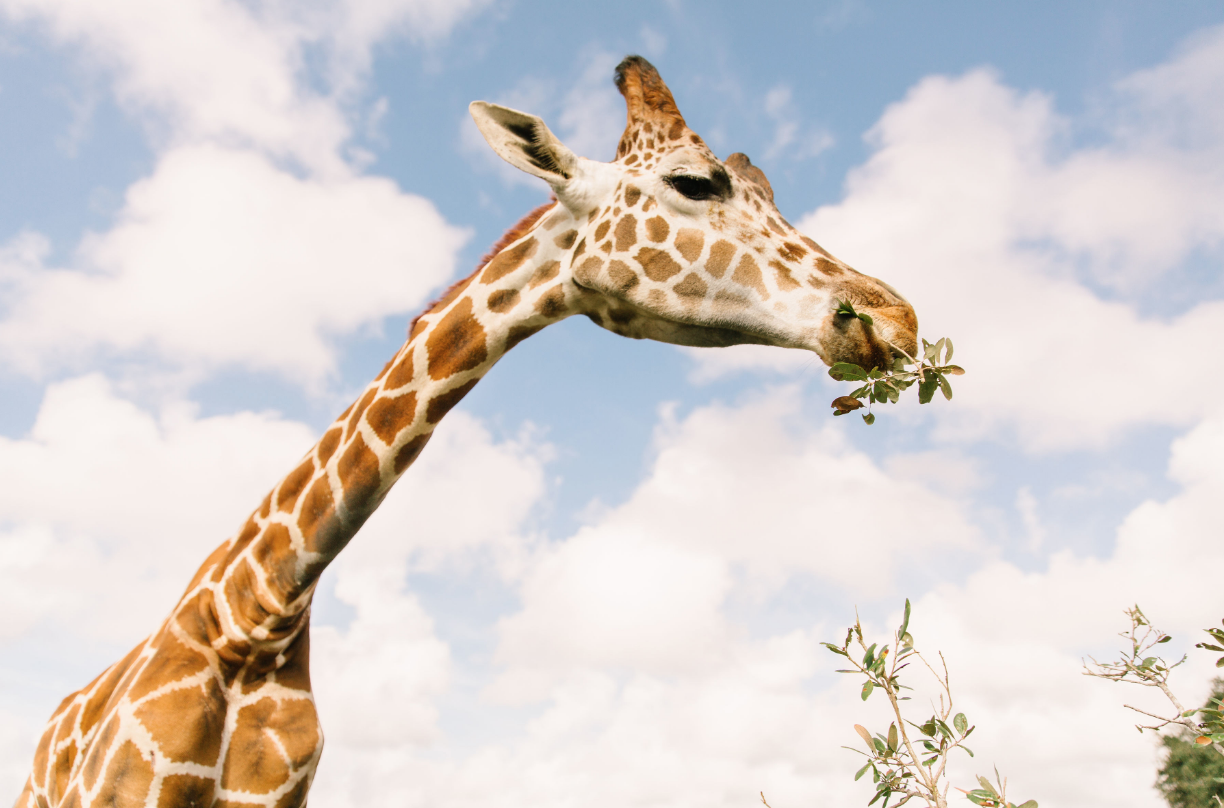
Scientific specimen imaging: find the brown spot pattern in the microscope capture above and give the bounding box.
[480,237,538,284]
[487,289,520,312]
[277,459,315,513]
[252,523,298,604]
[344,388,376,441]
[624,185,641,206]
[93,740,154,808]
[636,247,682,282]
[645,216,669,243]
[800,235,831,257]
[533,287,565,317]
[426,298,488,381]
[366,391,417,445]
[614,215,638,252]
[316,427,342,465]
[707,240,735,278]
[505,325,543,351]
[674,272,708,299]
[675,229,704,262]
[297,478,336,553]
[385,351,415,390]
[528,260,560,289]
[222,699,291,793]
[158,774,215,808]
[779,241,807,262]
[573,255,604,285]
[426,379,478,424]
[553,230,577,250]
[770,261,801,290]
[338,434,381,516]
[134,678,225,766]
[608,260,639,294]
[127,633,207,702]
[394,433,432,474]
[594,220,611,242]
[732,254,769,299]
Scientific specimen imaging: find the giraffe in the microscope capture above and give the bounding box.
[15,56,918,808]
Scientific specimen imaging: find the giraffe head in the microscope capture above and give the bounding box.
[470,56,917,370]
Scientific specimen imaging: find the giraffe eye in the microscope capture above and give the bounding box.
[665,174,717,201]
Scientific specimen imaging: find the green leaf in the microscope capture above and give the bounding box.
[1216,657,1224,668]
[954,713,968,734]
[863,412,876,425]
[862,681,875,701]
[977,776,999,796]
[1015,801,1038,808]
[939,374,953,400]
[944,338,954,363]
[1157,635,1172,643]
[887,723,898,752]
[918,376,939,404]
[864,644,877,668]
[899,598,911,640]
[855,761,872,781]
[820,642,848,656]
[962,745,974,757]
[829,362,869,382]
[942,364,966,375]
[857,312,874,326]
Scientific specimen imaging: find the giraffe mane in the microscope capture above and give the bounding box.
[407,197,558,336]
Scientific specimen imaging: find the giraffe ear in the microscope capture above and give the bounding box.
[470,101,578,187]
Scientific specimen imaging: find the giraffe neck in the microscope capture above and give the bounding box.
[202,203,583,649]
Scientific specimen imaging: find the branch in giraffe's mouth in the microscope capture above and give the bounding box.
[827,336,965,425]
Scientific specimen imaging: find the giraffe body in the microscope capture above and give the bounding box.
[16,57,918,808]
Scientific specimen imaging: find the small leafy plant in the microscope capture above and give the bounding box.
[1084,606,1224,756]
[822,601,1035,808]
[829,302,964,425]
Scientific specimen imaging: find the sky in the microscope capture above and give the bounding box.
[1,1,1223,806]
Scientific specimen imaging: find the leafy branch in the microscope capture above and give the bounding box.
[829,306,964,425]
[822,601,1035,808]
[1084,605,1224,757]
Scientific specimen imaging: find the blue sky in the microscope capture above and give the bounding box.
[2,2,1224,806]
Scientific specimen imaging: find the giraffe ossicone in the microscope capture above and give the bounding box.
[16,56,918,808]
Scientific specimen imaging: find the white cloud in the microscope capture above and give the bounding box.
[904,413,1224,807]
[0,374,316,642]
[788,31,1224,449]
[489,388,980,699]
[0,144,468,385]
[0,0,488,172]
[0,373,556,802]
[762,84,834,161]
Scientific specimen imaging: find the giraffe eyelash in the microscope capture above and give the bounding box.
[665,168,732,202]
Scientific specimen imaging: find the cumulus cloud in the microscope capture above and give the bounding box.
[308,401,1224,808]
[0,0,488,172]
[490,388,979,698]
[0,374,556,801]
[687,29,1224,449]
[0,145,468,385]
[0,374,317,642]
